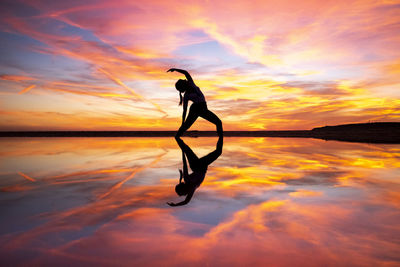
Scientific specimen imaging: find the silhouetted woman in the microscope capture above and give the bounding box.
[167,136,223,206]
[167,68,223,137]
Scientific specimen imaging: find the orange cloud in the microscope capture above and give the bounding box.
[289,189,323,197]
[0,75,35,82]
[18,84,36,94]
[17,172,36,182]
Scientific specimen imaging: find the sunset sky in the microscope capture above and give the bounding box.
[1,0,399,130]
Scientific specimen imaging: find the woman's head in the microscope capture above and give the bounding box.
[175,79,188,92]
[175,79,188,105]
[175,182,189,196]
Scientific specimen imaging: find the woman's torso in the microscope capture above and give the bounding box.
[186,172,206,189]
[184,81,206,103]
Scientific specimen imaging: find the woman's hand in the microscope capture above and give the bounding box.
[167,202,177,206]
[167,68,176,72]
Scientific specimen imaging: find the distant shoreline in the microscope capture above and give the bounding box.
[1,122,399,144]
[0,130,311,137]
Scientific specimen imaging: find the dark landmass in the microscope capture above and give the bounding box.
[0,122,399,144]
[310,122,400,143]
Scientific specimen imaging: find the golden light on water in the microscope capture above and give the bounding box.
[0,137,399,265]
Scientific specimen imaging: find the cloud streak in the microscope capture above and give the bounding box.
[97,68,167,115]
[18,84,35,94]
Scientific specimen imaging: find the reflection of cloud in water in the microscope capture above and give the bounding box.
[0,137,400,265]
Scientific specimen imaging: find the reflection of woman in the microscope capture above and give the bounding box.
[167,136,223,206]
[167,68,223,137]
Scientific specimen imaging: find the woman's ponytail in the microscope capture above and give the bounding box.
[175,79,185,105]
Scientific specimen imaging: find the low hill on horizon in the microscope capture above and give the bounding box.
[310,122,400,143]
[312,121,400,131]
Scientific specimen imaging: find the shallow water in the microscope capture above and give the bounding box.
[0,137,399,266]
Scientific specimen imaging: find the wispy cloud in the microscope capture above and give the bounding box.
[97,68,167,115]
[18,84,35,94]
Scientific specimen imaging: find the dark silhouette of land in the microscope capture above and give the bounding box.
[310,122,400,143]
[1,122,399,144]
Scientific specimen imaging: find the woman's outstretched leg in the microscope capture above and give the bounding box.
[176,106,199,137]
[200,109,223,137]
[198,135,223,168]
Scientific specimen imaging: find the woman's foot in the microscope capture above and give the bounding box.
[175,130,183,138]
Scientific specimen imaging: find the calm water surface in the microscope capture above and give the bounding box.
[0,137,399,266]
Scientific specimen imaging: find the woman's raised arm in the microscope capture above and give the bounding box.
[167,68,194,83]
